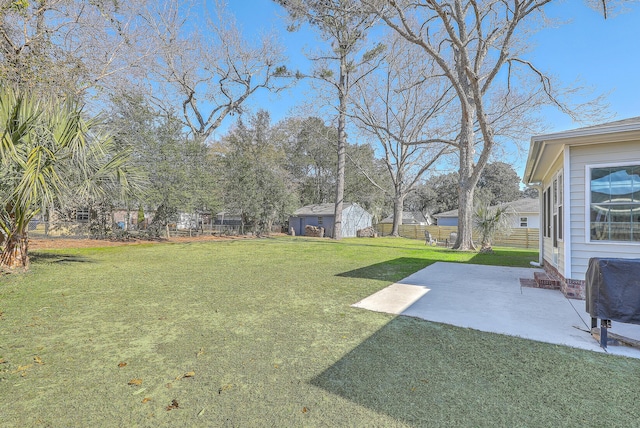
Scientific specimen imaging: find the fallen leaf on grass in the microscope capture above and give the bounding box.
[0,358,7,364]
[118,362,127,368]
[175,371,195,380]
[196,348,204,358]
[128,378,143,386]
[302,407,309,413]
[142,397,152,403]
[14,364,32,377]
[197,408,206,417]
[218,384,233,394]
[33,356,44,365]
[166,399,179,411]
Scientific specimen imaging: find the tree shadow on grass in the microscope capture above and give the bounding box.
[309,316,557,426]
[310,316,458,426]
[29,252,94,264]
[337,257,434,283]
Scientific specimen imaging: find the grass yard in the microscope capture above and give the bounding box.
[1,237,640,427]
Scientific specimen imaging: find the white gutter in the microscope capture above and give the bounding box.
[523,181,544,266]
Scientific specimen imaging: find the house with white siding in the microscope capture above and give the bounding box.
[379,211,433,226]
[523,117,640,299]
[433,198,540,229]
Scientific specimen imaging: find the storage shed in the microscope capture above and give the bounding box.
[289,203,372,238]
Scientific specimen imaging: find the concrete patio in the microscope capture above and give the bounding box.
[352,262,640,359]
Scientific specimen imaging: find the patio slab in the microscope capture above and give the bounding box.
[352,262,640,359]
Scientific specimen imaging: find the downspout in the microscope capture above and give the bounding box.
[526,182,544,266]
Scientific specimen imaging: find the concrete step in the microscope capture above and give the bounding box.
[533,271,561,290]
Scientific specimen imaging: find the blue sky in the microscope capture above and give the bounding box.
[225,1,640,175]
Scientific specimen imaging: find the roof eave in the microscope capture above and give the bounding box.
[524,121,640,185]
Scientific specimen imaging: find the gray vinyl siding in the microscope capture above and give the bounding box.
[569,140,640,280]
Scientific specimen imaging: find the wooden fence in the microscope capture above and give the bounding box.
[374,224,539,249]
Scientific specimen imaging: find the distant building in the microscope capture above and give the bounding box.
[379,211,432,225]
[433,199,540,228]
[289,203,372,238]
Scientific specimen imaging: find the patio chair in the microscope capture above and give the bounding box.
[425,231,437,246]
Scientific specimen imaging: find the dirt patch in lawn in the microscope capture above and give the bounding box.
[28,234,264,250]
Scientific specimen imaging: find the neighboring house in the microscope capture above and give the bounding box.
[176,212,212,230]
[379,211,433,225]
[433,199,539,228]
[112,209,156,230]
[433,208,459,226]
[289,203,372,238]
[523,117,640,299]
[214,212,243,226]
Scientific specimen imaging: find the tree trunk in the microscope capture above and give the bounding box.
[453,108,477,251]
[333,53,348,241]
[0,233,29,270]
[391,193,404,237]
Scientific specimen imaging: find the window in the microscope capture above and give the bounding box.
[557,171,563,241]
[520,217,528,228]
[76,208,90,222]
[317,216,323,226]
[589,164,640,241]
[543,188,551,238]
[542,170,563,241]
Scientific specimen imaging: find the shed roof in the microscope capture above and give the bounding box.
[292,202,359,217]
[523,116,640,185]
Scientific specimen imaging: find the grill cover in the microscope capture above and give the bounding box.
[586,258,640,324]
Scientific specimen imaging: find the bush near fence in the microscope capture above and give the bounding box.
[27,220,283,240]
[374,224,539,249]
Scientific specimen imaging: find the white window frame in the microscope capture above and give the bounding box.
[543,169,563,240]
[556,170,563,242]
[585,161,640,244]
[519,217,528,228]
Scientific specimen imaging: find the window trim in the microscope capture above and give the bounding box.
[557,171,563,242]
[543,187,551,238]
[586,161,640,244]
[519,217,528,228]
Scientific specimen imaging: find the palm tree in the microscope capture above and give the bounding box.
[473,204,513,254]
[0,87,140,270]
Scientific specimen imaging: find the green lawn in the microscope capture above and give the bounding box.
[1,237,639,427]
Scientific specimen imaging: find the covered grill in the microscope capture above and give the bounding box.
[586,258,640,349]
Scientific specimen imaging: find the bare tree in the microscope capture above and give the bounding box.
[350,34,455,236]
[366,0,606,250]
[276,0,383,240]
[143,0,291,143]
[0,0,155,100]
